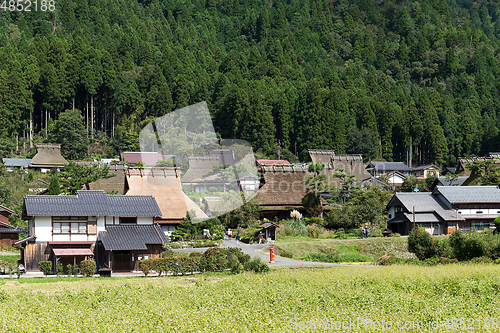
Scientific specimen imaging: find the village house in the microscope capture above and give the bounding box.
[0,205,24,247]
[386,186,500,235]
[18,190,167,273]
[410,164,441,179]
[29,144,68,173]
[366,161,411,178]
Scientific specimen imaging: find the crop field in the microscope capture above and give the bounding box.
[1,265,500,332]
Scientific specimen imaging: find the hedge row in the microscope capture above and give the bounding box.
[139,258,199,276]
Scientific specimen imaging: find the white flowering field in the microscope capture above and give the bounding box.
[1,265,500,332]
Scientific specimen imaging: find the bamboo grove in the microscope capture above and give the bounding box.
[1,0,500,165]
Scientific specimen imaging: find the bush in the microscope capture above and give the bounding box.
[72,264,79,276]
[347,228,364,238]
[244,257,269,273]
[67,264,73,277]
[80,260,96,277]
[146,258,199,276]
[333,253,371,263]
[189,252,203,258]
[56,262,64,276]
[284,219,307,237]
[162,249,174,257]
[38,261,52,276]
[391,233,401,237]
[198,247,227,272]
[277,248,293,258]
[408,228,442,260]
[449,230,485,261]
[139,260,151,276]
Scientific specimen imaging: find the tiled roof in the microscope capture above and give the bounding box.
[411,164,441,171]
[435,186,500,204]
[434,177,468,187]
[98,225,168,250]
[357,177,389,188]
[368,161,411,172]
[2,158,31,167]
[256,159,291,166]
[0,226,24,233]
[24,190,162,217]
[403,212,442,223]
[389,192,461,221]
[0,205,14,214]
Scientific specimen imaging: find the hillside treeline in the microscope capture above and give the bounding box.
[1,0,500,165]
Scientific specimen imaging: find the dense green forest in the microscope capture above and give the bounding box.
[1,0,500,166]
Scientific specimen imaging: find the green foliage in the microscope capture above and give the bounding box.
[58,161,116,194]
[38,261,52,276]
[56,262,64,276]
[48,109,89,160]
[284,219,308,237]
[243,257,269,273]
[408,228,443,260]
[466,160,500,186]
[79,260,96,277]
[142,258,199,276]
[66,264,72,277]
[449,230,485,261]
[47,174,61,195]
[277,248,293,258]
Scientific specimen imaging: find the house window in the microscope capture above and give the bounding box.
[388,214,392,219]
[53,216,87,234]
[53,222,86,234]
[244,184,255,190]
[395,206,403,213]
[476,211,483,214]
[119,217,137,225]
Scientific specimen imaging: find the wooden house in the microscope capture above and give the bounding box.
[386,186,500,235]
[410,164,441,179]
[0,211,25,248]
[19,190,167,273]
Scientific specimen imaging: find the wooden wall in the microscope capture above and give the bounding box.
[24,242,50,272]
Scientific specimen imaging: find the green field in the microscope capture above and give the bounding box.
[1,265,500,332]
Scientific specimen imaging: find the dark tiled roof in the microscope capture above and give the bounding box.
[0,227,24,233]
[2,158,31,167]
[98,225,168,250]
[24,190,162,217]
[435,186,500,204]
[368,161,410,172]
[434,177,468,187]
[0,205,14,214]
[357,177,389,188]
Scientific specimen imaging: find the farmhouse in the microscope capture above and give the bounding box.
[0,205,24,247]
[386,186,500,235]
[19,190,166,273]
[366,161,411,178]
[29,144,68,172]
[410,164,441,179]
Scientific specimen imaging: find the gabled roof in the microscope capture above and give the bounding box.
[24,190,162,217]
[181,156,220,183]
[411,164,441,172]
[387,192,460,221]
[98,225,168,250]
[357,177,389,188]
[434,186,500,204]
[0,221,24,233]
[434,177,468,187]
[367,161,411,172]
[0,205,14,215]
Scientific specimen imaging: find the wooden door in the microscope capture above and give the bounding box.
[113,251,131,272]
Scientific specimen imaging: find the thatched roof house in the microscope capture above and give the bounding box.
[181,156,220,183]
[308,150,371,183]
[30,144,68,171]
[125,167,207,233]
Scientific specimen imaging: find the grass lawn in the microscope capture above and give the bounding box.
[275,236,415,261]
[1,265,500,332]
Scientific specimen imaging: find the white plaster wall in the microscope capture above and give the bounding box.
[387,206,396,219]
[52,234,70,241]
[88,235,97,241]
[71,234,87,241]
[34,216,52,241]
[97,216,106,233]
[137,216,153,225]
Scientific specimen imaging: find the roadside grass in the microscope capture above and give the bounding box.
[1,265,500,332]
[276,236,412,260]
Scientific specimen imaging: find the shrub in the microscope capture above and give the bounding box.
[333,253,371,263]
[38,261,52,276]
[56,262,64,276]
[277,248,293,258]
[449,230,485,261]
[391,233,401,237]
[189,252,203,258]
[227,254,242,274]
[244,257,269,273]
[67,264,73,277]
[347,228,364,238]
[146,258,199,276]
[80,260,96,277]
[408,228,441,260]
[139,260,151,276]
[285,218,307,237]
[162,249,174,257]
[72,264,79,276]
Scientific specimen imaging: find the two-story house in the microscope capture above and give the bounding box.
[18,190,167,273]
[386,186,500,235]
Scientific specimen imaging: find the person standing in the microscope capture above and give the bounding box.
[258,232,263,244]
[364,226,369,239]
[236,232,240,245]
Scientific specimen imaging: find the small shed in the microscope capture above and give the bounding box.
[261,222,279,242]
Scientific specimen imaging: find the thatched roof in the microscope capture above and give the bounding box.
[125,167,207,224]
[253,170,327,209]
[30,144,68,166]
[181,156,220,183]
[307,150,371,181]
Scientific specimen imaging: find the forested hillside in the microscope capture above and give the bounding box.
[1,0,500,166]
